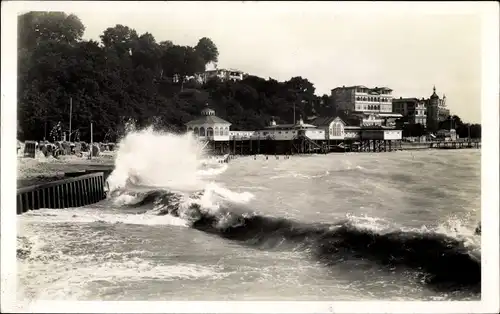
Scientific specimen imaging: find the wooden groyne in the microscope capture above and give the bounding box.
[17,172,107,215]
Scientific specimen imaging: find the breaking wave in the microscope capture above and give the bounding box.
[103,128,481,294]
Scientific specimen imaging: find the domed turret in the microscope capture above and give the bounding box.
[430,85,439,99]
[201,103,215,116]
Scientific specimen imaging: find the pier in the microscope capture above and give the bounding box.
[205,137,480,156]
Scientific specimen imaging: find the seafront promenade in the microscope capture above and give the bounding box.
[17,155,115,188]
[16,137,480,188]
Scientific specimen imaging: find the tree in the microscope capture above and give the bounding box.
[100,24,139,56]
[195,37,219,64]
[161,45,204,79]
[18,12,85,51]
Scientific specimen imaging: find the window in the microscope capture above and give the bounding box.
[332,122,343,137]
[214,127,219,136]
[193,127,199,135]
[207,127,214,136]
[199,127,205,136]
[224,127,229,135]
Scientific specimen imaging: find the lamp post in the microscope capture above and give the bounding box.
[68,97,72,142]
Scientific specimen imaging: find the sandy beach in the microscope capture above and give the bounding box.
[17,151,116,188]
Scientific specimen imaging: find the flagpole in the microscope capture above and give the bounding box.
[69,97,73,142]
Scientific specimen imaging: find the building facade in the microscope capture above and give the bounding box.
[185,105,231,141]
[251,117,325,141]
[330,85,401,127]
[196,68,245,84]
[392,97,427,127]
[426,86,450,132]
[308,116,346,140]
[331,85,394,114]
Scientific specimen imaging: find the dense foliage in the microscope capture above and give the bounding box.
[17,12,330,142]
[18,12,480,142]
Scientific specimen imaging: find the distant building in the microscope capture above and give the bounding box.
[426,86,450,132]
[195,68,245,84]
[253,116,325,141]
[436,129,457,141]
[330,85,402,127]
[392,97,427,127]
[185,104,231,141]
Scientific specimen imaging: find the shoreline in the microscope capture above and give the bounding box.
[17,157,115,189]
[17,147,480,188]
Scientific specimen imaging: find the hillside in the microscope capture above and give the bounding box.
[17,12,331,143]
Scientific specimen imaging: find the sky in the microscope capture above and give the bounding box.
[20,2,487,123]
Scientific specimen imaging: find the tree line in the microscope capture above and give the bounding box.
[17,12,480,142]
[17,12,330,142]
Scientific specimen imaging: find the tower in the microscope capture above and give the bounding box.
[427,85,440,132]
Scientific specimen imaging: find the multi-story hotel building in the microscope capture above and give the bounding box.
[330,85,401,127]
[392,97,427,127]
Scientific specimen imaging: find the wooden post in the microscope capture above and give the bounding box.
[40,188,46,209]
[89,177,94,203]
[83,178,89,205]
[17,194,23,214]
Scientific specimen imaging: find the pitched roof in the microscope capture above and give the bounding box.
[186,115,231,125]
[263,123,317,129]
[308,116,337,127]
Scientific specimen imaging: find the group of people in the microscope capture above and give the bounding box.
[18,139,116,159]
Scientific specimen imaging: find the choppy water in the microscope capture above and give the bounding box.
[17,129,481,301]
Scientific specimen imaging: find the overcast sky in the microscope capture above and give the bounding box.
[23,2,487,123]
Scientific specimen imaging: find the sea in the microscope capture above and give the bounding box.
[17,128,481,302]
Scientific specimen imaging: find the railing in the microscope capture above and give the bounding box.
[17,172,106,214]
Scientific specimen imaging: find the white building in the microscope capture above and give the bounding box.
[230,117,324,141]
[331,85,402,126]
[185,105,231,141]
[308,116,346,140]
[195,68,245,84]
